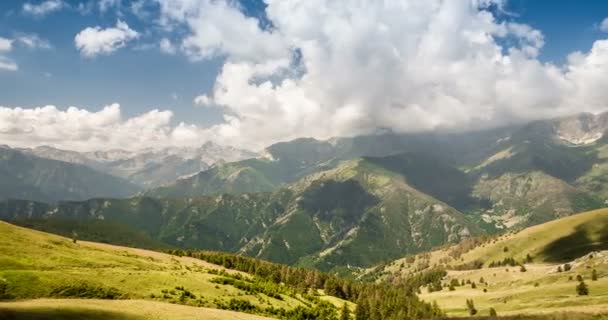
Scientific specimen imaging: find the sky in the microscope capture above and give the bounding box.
[1,0,608,151]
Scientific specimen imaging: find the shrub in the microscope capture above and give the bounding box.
[592,269,598,281]
[576,275,583,282]
[0,280,13,300]
[489,307,497,318]
[576,281,589,296]
[564,263,572,271]
[466,299,477,316]
[520,265,527,272]
[50,284,123,299]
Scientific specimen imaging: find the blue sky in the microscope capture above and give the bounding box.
[1,1,608,151]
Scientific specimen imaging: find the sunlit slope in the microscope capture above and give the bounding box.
[0,299,274,320]
[0,221,339,318]
[382,208,608,274]
[375,209,608,317]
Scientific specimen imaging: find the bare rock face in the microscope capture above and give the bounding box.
[553,112,608,145]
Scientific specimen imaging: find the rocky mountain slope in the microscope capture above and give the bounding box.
[0,157,478,271]
[20,142,257,188]
[0,146,140,201]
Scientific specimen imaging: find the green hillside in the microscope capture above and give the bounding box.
[0,147,141,202]
[0,158,479,272]
[372,209,608,317]
[0,221,441,320]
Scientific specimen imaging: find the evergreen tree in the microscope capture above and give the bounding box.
[576,281,589,296]
[340,302,351,320]
[489,307,498,318]
[355,297,369,320]
[520,265,527,272]
[576,275,583,282]
[466,299,477,316]
[592,269,598,281]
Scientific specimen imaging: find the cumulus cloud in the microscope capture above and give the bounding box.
[0,104,211,151]
[22,0,65,16]
[148,0,608,149]
[75,20,139,57]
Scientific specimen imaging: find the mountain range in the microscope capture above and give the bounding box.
[2,112,608,272]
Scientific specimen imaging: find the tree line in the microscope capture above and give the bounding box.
[167,249,444,320]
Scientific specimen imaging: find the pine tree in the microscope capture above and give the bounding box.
[592,269,598,281]
[355,297,369,320]
[520,265,527,272]
[466,299,477,316]
[340,302,351,320]
[576,281,589,296]
[489,307,498,318]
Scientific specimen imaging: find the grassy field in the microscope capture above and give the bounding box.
[0,299,274,320]
[373,209,608,317]
[0,221,348,319]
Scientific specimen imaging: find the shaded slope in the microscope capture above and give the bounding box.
[0,147,140,202]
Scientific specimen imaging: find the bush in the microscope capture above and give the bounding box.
[592,269,598,281]
[489,307,497,318]
[576,281,589,296]
[50,284,123,299]
[564,263,572,271]
[0,280,13,300]
[520,265,527,272]
[466,299,477,316]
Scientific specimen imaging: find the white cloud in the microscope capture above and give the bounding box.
[0,57,18,72]
[194,95,212,107]
[0,38,13,52]
[22,0,65,16]
[156,0,289,62]
[16,34,52,49]
[0,37,16,71]
[99,0,121,13]
[75,20,139,57]
[150,0,608,150]
[0,103,212,151]
[600,17,608,33]
[159,38,176,55]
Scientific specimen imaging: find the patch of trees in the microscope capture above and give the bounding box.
[167,249,444,320]
[450,259,483,270]
[488,257,518,267]
[49,283,123,299]
[210,276,284,300]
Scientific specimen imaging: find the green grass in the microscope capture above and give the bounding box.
[375,208,608,317]
[0,299,274,320]
[0,221,349,318]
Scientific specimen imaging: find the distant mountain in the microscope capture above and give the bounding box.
[0,157,478,271]
[147,111,608,233]
[0,146,140,201]
[20,142,257,188]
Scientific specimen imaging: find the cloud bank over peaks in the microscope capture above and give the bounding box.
[0,103,214,152]
[146,0,608,150]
